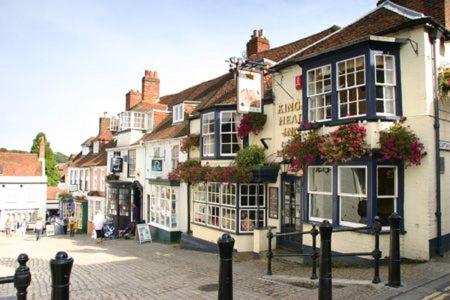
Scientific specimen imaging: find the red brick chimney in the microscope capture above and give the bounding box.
[377,0,450,28]
[98,112,110,135]
[38,136,45,159]
[126,89,142,111]
[246,29,270,59]
[142,70,160,104]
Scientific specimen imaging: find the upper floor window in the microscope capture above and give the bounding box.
[375,55,396,115]
[307,65,332,122]
[220,111,240,156]
[171,145,179,171]
[153,147,161,158]
[202,112,215,157]
[173,104,184,123]
[128,150,136,177]
[93,141,99,154]
[337,56,366,118]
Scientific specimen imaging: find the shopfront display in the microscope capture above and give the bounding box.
[107,181,132,230]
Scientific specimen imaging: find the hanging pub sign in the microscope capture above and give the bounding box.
[111,157,123,173]
[151,159,163,172]
[237,70,263,113]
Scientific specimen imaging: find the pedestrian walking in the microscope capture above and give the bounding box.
[35,217,44,241]
[93,210,106,244]
[63,217,68,235]
[69,217,77,237]
[5,217,12,237]
[20,219,27,236]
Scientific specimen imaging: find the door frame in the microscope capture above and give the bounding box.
[279,174,303,249]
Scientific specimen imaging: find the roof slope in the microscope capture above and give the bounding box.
[70,140,116,168]
[0,152,42,176]
[140,115,189,143]
[281,3,430,65]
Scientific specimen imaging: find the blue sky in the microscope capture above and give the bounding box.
[0,0,376,155]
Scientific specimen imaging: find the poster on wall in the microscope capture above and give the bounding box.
[268,187,279,219]
[237,70,263,113]
[137,224,152,244]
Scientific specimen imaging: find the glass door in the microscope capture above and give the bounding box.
[280,176,303,248]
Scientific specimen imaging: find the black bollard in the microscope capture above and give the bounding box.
[310,225,319,280]
[387,212,401,287]
[50,251,74,300]
[372,216,382,284]
[319,221,332,300]
[218,233,234,300]
[14,253,32,300]
[267,228,274,276]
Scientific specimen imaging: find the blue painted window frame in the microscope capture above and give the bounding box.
[300,41,403,128]
[302,156,404,230]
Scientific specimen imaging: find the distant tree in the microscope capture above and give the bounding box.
[0,147,27,153]
[30,132,60,186]
[54,152,69,163]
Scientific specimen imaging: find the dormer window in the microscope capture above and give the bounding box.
[82,146,90,156]
[173,103,184,123]
[93,141,100,154]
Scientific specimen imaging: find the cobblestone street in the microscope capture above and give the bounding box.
[0,234,449,299]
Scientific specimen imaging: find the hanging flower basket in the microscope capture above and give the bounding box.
[237,112,267,139]
[251,164,280,183]
[106,174,119,181]
[282,130,321,172]
[319,123,370,164]
[379,118,427,167]
[180,134,200,153]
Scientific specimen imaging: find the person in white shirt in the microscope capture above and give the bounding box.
[35,217,44,241]
[93,211,105,244]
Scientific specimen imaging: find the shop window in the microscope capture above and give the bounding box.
[240,209,265,233]
[221,207,236,231]
[221,184,236,206]
[337,55,366,118]
[207,183,221,204]
[375,55,396,115]
[307,65,332,122]
[194,203,207,224]
[240,184,264,207]
[128,150,136,177]
[220,111,240,156]
[148,185,177,229]
[377,166,397,227]
[208,205,220,228]
[108,187,118,216]
[308,166,333,222]
[202,112,215,157]
[118,188,130,217]
[338,166,367,227]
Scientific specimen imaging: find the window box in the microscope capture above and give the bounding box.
[251,165,280,183]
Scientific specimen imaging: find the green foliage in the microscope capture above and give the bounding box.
[58,192,72,200]
[180,134,200,153]
[54,152,69,163]
[30,132,60,186]
[235,145,266,171]
[0,148,27,153]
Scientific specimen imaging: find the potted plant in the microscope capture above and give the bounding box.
[235,145,279,183]
[106,174,119,181]
[237,112,267,139]
[180,134,200,153]
[378,117,426,167]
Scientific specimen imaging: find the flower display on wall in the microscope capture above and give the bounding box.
[180,134,200,153]
[282,130,321,172]
[237,112,267,139]
[379,117,427,167]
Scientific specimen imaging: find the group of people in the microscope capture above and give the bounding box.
[4,217,28,237]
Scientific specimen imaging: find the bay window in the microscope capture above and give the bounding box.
[148,185,177,229]
[338,166,367,227]
[220,111,240,156]
[192,183,266,233]
[375,55,396,115]
[337,56,366,118]
[308,166,333,222]
[202,112,215,156]
[377,166,397,227]
[307,65,332,122]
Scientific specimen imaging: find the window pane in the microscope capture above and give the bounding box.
[310,194,332,220]
[341,197,367,224]
[339,167,366,195]
[309,167,332,193]
[378,167,396,196]
[377,198,395,226]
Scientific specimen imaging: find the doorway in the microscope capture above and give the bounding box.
[280,175,303,248]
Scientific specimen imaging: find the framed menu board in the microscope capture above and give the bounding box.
[268,187,279,219]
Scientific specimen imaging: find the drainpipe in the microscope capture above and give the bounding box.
[430,28,443,257]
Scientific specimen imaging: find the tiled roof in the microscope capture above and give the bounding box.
[130,101,168,112]
[93,130,113,142]
[139,114,189,143]
[47,186,65,200]
[70,140,116,168]
[280,4,429,65]
[0,152,42,176]
[81,136,96,146]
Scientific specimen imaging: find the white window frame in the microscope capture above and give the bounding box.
[336,55,366,119]
[219,111,240,157]
[337,165,367,228]
[92,168,98,191]
[173,103,184,123]
[376,165,398,230]
[148,185,178,230]
[171,145,179,171]
[375,54,396,116]
[239,209,265,233]
[93,141,100,154]
[308,166,333,223]
[128,149,136,177]
[202,112,215,157]
[307,64,332,122]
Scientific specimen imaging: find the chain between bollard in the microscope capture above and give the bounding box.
[14,253,32,300]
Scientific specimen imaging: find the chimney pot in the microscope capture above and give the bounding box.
[142,69,160,103]
[38,137,45,159]
[246,28,270,59]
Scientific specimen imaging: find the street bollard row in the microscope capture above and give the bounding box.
[0,251,74,300]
